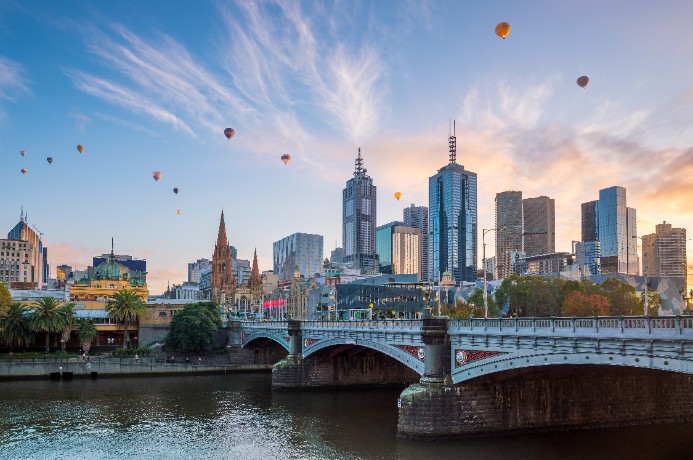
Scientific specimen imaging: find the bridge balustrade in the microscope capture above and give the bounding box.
[302,319,422,330]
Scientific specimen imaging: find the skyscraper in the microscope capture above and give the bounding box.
[642,221,687,281]
[403,204,429,282]
[392,226,421,279]
[429,123,477,284]
[273,232,324,279]
[6,210,45,288]
[523,196,555,256]
[495,191,523,279]
[596,186,638,275]
[376,221,404,274]
[581,201,598,242]
[343,148,378,273]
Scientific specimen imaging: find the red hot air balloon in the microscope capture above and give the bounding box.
[47,157,53,164]
[224,128,235,140]
[152,171,162,181]
[77,145,85,153]
[281,153,291,165]
[577,76,590,89]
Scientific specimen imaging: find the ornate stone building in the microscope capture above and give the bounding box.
[211,211,235,306]
[232,249,263,318]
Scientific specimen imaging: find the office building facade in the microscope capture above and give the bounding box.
[642,221,687,281]
[376,221,404,274]
[403,204,429,282]
[523,196,555,256]
[273,232,324,280]
[495,191,523,279]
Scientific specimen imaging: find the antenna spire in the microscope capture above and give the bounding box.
[448,119,457,164]
[354,147,366,176]
[111,237,115,259]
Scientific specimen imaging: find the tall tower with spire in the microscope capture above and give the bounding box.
[428,121,478,283]
[342,148,378,273]
[249,248,261,296]
[211,211,235,304]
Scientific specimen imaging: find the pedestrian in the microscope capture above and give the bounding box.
[198,356,202,365]
[134,354,139,364]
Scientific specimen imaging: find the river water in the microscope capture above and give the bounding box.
[1,373,692,459]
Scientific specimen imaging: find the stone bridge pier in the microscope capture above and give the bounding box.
[272,320,419,389]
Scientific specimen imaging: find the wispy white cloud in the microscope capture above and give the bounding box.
[68,111,91,131]
[92,112,160,138]
[0,56,28,101]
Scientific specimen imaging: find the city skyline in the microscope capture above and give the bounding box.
[1,1,692,293]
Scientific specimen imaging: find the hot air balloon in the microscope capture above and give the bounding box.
[495,22,511,39]
[177,209,181,215]
[21,168,27,175]
[576,76,590,89]
[20,150,27,157]
[224,128,235,140]
[173,187,179,194]
[394,192,402,201]
[281,153,291,165]
[152,171,162,181]
[77,145,84,153]
[47,157,53,164]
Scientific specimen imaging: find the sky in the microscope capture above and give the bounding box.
[1,0,692,295]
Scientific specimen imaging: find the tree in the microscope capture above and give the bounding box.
[106,290,147,348]
[641,292,661,316]
[29,297,67,353]
[58,303,76,352]
[76,318,97,355]
[561,291,610,316]
[166,302,221,352]
[597,278,641,315]
[1,302,31,351]
[0,282,11,319]
[467,288,500,317]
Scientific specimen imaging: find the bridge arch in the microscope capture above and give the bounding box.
[242,332,290,352]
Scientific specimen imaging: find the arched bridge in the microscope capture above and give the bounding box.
[236,316,693,384]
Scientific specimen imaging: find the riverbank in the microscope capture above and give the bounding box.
[0,356,272,381]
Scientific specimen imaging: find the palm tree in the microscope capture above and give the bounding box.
[29,297,67,354]
[1,302,31,351]
[76,318,97,355]
[106,290,146,349]
[58,303,76,352]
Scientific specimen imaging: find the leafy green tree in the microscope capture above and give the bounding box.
[640,292,661,316]
[0,282,12,319]
[106,290,147,348]
[440,300,484,319]
[166,302,221,352]
[597,278,641,315]
[561,291,610,316]
[1,302,31,351]
[58,303,76,351]
[467,288,500,317]
[76,318,98,354]
[29,297,67,353]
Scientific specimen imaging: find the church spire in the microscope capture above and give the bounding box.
[212,210,235,304]
[250,247,261,293]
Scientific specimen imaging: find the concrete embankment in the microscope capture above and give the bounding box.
[0,358,272,381]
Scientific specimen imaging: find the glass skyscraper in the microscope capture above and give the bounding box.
[428,127,477,284]
[273,232,324,280]
[495,191,523,279]
[343,149,378,274]
[403,204,429,282]
[376,221,404,274]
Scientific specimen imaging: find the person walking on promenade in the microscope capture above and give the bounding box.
[134,354,139,364]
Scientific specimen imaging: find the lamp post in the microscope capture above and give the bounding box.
[633,235,648,316]
[482,228,497,318]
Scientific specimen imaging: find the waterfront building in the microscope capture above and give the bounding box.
[581,186,638,275]
[429,124,477,284]
[343,148,378,274]
[523,196,555,257]
[336,274,425,319]
[575,241,602,275]
[495,191,523,279]
[642,222,687,281]
[4,211,45,288]
[188,258,212,283]
[376,221,404,274]
[211,211,236,305]
[403,204,430,282]
[273,232,324,280]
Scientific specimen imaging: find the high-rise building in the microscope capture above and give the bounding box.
[642,221,687,281]
[575,241,602,275]
[211,211,235,304]
[343,148,377,273]
[593,186,638,275]
[188,258,212,283]
[429,123,477,284]
[233,259,251,286]
[403,204,429,282]
[495,191,523,279]
[0,239,36,287]
[6,211,45,288]
[273,232,324,280]
[581,201,598,242]
[392,226,421,279]
[376,221,404,274]
[330,247,344,264]
[523,196,555,256]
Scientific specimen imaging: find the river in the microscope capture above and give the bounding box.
[1,374,692,459]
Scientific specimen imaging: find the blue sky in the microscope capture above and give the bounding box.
[1,0,692,294]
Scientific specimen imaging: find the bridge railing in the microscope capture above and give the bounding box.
[302,319,422,330]
[449,315,693,336]
[240,321,288,330]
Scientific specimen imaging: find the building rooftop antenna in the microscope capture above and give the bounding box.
[354,147,366,176]
[449,119,457,164]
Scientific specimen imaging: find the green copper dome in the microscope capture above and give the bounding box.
[92,259,125,281]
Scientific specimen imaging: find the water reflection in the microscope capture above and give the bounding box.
[0,374,692,460]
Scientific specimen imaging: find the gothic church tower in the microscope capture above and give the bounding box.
[249,248,261,296]
[212,211,235,304]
